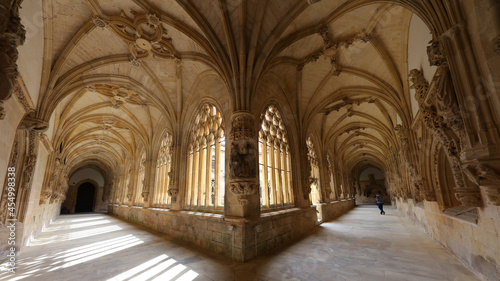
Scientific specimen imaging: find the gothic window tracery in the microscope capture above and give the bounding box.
[185,103,225,211]
[259,105,294,210]
[153,132,173,208]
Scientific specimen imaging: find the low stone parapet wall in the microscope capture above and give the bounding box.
[316,199,356,222]
[108,205,318,261]
[396,198,500,281]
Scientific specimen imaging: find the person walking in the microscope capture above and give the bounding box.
[375,192,385,215]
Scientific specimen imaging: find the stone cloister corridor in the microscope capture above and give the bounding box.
[1,0,500,280]
[0,206,479,281]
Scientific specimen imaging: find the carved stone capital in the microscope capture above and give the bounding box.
[20,115,49,132]
[168,188,178,203]
[229,179,259,195]
[141,191,149,202]
[230,111,255,141]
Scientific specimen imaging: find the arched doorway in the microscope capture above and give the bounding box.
[75,182,95,212]
[356,166,388,205]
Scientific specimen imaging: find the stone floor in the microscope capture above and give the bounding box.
[0,205,480,281]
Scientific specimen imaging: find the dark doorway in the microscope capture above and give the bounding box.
[75,182,95,212]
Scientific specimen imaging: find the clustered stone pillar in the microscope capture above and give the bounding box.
[0,0,25,119]
[141,159,155,208]
[225,111,260,219]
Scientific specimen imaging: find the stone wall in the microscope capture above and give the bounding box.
[396,198,500,281]
[316,199,355,222]
[109,205,318,261]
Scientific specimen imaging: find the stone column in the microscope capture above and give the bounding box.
[16,115,46,221]
[168,141,181,210]
[141,159,155,208]
[319,154,331,203]
[225,111,260,219]
[0,0,25,119]
[426,33,488,206]
[126,168,136,207]
[296,142,312,207]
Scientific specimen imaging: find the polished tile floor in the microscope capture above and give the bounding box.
[0,205,480,281]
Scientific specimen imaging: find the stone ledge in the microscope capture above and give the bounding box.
[108,204,318,261]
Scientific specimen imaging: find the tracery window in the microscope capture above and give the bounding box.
[134,152,146,206]
[153,132,173,208]
[259,105,294,210]
[306,136,321,204]
[185,103,225,211]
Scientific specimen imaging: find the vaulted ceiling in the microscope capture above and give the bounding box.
[37,0,426,175]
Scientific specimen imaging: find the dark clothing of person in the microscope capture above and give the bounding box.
[375,194,385,215]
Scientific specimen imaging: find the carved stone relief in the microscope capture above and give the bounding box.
[94,12,179,64]
[230,140,256,178]
[298,28,371,74]
[464,164,500,205]
[0,0,25,119]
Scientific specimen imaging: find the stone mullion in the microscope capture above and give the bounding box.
[152,161,160,206]
[165,158,172,206]
[280,148,288,206]
[159,159,166,206]
[156,159,163,206]
[275,143,284,207]
[185,151,193,208]
[198,143,206,208]
[204,142,212,209]
[154,159,161,206]
[286,151,294,205]
[214,140,221,208]
[193,147,201,208]
[160,159,167,206]
[269,141,277,208]
[261,139,269,209]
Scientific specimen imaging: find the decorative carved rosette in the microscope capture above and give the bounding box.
[98,12,179,63]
